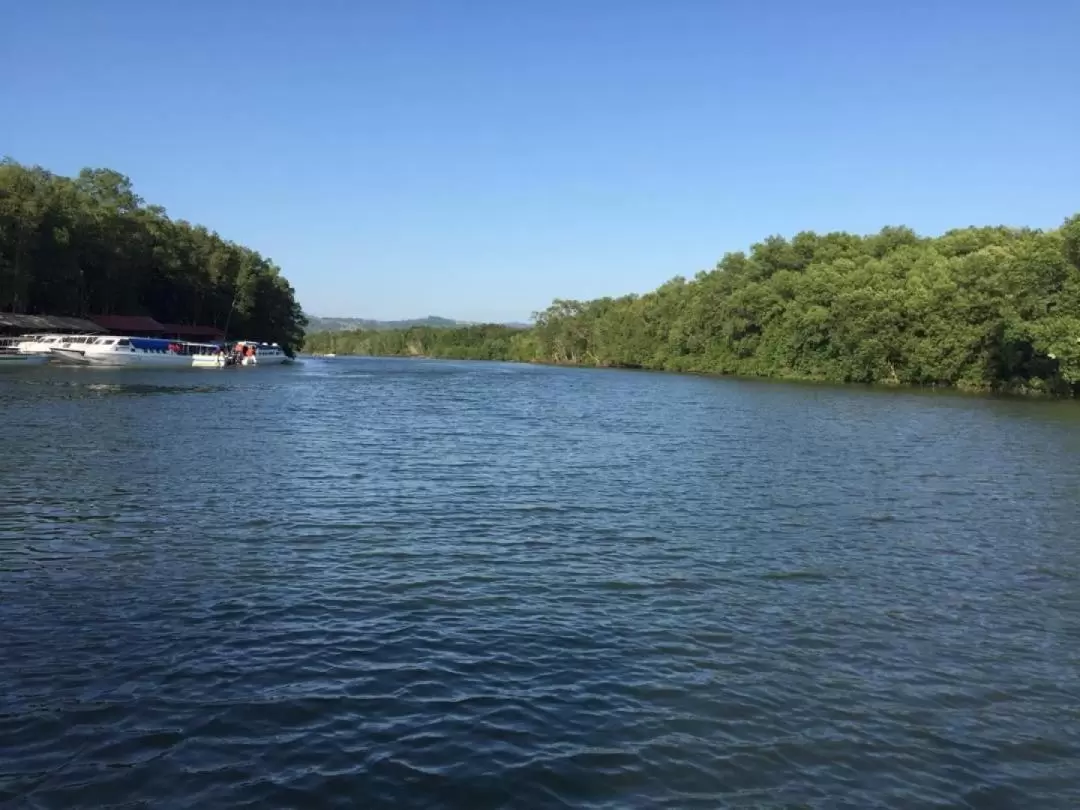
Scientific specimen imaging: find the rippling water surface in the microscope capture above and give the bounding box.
[2,358,1079,809]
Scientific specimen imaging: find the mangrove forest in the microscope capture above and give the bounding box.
[305,215,1080,395]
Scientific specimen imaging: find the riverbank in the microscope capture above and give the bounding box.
[302,347,1080,400]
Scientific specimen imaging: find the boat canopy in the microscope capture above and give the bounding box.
[129,337,177,351]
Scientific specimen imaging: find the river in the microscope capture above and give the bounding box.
[2,358,1078,808]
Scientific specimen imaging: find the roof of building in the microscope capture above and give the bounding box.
[90,315,165,333]
[50,316,108,333]
[158,323,226,340]
[0,313,107,333]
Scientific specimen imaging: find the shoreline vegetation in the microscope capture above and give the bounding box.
[0,160,306,353]
[305,214,1080,397]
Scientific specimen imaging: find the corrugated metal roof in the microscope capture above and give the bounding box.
[0,313,106,333]
[45,316,106,333]
[0,313,53,330]
[90,315,165,333]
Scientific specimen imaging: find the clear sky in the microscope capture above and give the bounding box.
[4,1,1078,322]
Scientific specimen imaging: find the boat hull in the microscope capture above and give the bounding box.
[193,355,227,369]
[241,355,289,366]
[49,349,91,365]
[192,353,291,368]
[82,353,195,368]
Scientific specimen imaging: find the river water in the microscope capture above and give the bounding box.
[1,358,1078,809]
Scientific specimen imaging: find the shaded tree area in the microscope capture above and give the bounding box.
[0,160,306,352]
[308,215,1080,395]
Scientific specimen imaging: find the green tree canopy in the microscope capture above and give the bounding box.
[0,160,305,353]
[306,214,1080,396]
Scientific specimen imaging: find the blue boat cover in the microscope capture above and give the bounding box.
[130,338,175,351]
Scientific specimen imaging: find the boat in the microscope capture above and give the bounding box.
[193,340,291,368]
[43,334,111,364]
[51,336,220,367]
[55,334,107,353]
[7,331,291,369]
[8,333,104,363]
[13,333,67,355]
[235,340,290,366]
[0,337,49,368]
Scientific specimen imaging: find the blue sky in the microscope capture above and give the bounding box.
[4,1,1078,322]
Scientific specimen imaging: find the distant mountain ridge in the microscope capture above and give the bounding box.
[305,315,460,333]
[305,315,529,333]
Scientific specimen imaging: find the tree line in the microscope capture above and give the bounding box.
[305,324,525,361]
[0,159,306,352]
[306,215,1080,395]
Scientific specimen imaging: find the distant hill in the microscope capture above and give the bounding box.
[305,315,461,333]
[305,315,530,333]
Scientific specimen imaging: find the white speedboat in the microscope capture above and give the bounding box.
[193,340,292,368]
[51,336,217,367]
[14,333,67,355]
[10,333,104,362]
[56,333,105,352]
[235,340,290,365]
[40,334,108,364]
[0,337,49,368]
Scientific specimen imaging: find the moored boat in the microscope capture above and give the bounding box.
[235,340,290,365]
[8,333,104,363]
[44,334,112,364]
[193,340,291,368]
[14,333,66,355]
[52,336,219,367]
[4,332,292,369]
[0,337,49,368]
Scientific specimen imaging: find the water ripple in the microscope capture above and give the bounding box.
[2,359,1080,808]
